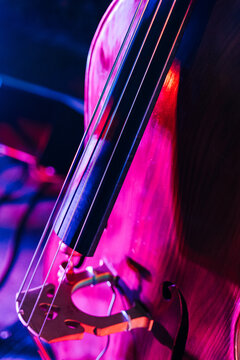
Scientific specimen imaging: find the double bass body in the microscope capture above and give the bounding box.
[24,0,240,358]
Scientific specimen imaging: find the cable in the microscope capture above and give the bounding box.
[0,161,29,203]
[0,171,49,289]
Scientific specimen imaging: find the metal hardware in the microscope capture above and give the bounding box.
[16,263,188,359]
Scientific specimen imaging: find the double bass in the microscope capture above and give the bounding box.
[16,0,240,359]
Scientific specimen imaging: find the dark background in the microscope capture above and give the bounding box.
[0,0,112,98]
[0,0,113,174]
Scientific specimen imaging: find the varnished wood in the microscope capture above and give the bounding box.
[46,0,240,358]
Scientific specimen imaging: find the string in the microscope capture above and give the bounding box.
[37,0,158,335]
[51,0,148,237]
[59,0,192,304]
[36,0,163,336]
[24,0,148,325]
[59,0,170,259]
[38,0,179,338]
[25,0,191,340]
[55,0,161,247]
[50,0,147,232]
[39,1,190,336]
[17,0,144,307]
[18,0,147,324]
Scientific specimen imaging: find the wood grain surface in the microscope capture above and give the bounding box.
[48,0,240,359]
